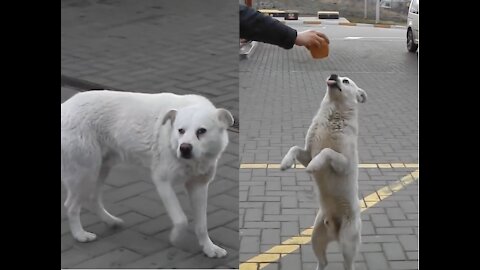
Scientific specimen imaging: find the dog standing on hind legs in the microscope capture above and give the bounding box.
[280,74,367,270]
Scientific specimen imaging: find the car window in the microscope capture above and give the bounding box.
[409,0,418,14]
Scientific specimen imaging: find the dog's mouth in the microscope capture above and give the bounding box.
[327,74,344,92]
[180,153,192,159]
[327,78,342,91]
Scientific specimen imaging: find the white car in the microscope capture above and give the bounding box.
[407,0,419,52]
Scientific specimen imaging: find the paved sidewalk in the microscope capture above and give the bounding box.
[61,0,238,118]
[239,24,418,270]
[61,0,239,268]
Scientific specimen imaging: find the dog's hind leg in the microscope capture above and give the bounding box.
[62,133,101,242]
[91,163,124,227]
[312,211,331,270]
[280,146,311,170]
[305,148,348,174]
[63,173,98,242]
[338,217,361,270]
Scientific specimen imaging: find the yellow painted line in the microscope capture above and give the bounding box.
[283,236,312,245]
[240,263,258,270]
[246,253,281,263]
[391,163,406,168]
[265,245,299,254]
[359,199,367,209]
[358,164,379,168]
[405,163,418,168]
[363,192,381,202]
[240,163,418,169]
[239,170,419,270]
[267,163,282,169]
[301,228,313,236]
[240,163,268,169]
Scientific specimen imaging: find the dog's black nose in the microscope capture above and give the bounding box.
[180,143,193,158]
[329,74,338,81]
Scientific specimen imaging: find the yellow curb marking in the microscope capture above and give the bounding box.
[240,163,268,169]
[267,164,282,169]
[239,169,419,270]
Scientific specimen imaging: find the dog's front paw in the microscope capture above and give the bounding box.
[73,231,97,242]
[169,222,189,244]
[203,243,227,258]
[280,156,294,171]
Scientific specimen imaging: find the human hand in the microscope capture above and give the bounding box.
[295,30,330,48]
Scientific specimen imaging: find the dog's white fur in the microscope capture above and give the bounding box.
[280,75,367,270]
[61,90,234,258]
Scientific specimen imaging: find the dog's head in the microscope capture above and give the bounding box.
[325,74,367,105]
[161,105,234,161]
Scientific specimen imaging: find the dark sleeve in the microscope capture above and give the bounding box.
[240,5,297,49]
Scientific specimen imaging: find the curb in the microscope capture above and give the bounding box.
[61,74,126,92]
[303,21,322,25]
[338,22,358,26]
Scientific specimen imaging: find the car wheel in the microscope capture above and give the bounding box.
[407,28,418,52]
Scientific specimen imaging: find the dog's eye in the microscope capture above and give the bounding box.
[197,128,207,137]
[342,79,349,84]
[196,128,207,136]
[178,128,185,134]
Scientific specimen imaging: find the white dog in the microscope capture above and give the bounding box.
[280,74,367,270]
[61,90,234,258]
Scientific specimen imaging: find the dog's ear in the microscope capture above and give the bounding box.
[162,109,177,125]
[217,108,234,128]
[356,89,367,104]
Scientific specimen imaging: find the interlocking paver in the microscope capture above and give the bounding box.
[73,248,142,268]
[383,243,407,261]
[123,246,192,268]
